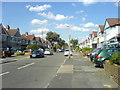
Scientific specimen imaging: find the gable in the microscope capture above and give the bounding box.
[104,21,110,30]
[14,30,21,37]
[0,24,8,35]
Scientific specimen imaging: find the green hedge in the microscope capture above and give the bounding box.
[110,52,120,65]
[14,52,24,56]
[80,47,95,56]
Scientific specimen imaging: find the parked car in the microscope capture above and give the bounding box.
[57,49,64,52]
[1,48,14,57]
[88,48,101,61]
[64,49,72,56]
[93,48,120,68]
[30,50,44,58]
[44,49,53,55]
[23,49,32,55]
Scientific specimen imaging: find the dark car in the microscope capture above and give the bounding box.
[89,48,101,61]
[93,48,120,68]
[1,48,14,57]
[30,50,44,58]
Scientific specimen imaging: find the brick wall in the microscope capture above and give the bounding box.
[104,62,120,87]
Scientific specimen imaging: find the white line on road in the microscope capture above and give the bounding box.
[17,62,35,70]
[0,72,10,76]
[0,59,6,61]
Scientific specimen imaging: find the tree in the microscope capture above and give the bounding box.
[46,31,60,43]
[58,38,65,47]
[46,31,66,48]
[26,43,39,50]
[70,39,78,48]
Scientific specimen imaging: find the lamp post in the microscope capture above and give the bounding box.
[66,25,71,59]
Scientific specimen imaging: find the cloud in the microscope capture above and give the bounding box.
[79,0,119,6]
[30,28,49,37]
[38,12,74,21]
[55,24,97,32]
[78,0,97,6]
[82,17,86,21]
[72,3,77,7]
[26,4,51,12]
[80,22,98,28]
[40,34,47,38]
[31,19,48,26]
[76,10,84,14]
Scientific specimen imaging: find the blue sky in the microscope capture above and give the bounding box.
[2,2,118,43]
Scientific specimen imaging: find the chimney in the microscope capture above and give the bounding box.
[26,32,28,36]
[17,28,19,31]
[6,25,10,30]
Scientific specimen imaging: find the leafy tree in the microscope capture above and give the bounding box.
[70,39,78,48]
[46,31,60,42]
[58,38,65,47]
[26,43,39,50]
[46,31,65,47]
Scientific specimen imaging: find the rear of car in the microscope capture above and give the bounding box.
[30,50,44,58]
[93,48,120,67]
[89,48,101,61]
[64,49,72,56]
[44,50,53,55]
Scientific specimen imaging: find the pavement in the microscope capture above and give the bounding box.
[0,52,119,88]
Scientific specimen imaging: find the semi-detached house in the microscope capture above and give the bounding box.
[104,18,120,43]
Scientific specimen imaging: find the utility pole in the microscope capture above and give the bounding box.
[67,25,71,59]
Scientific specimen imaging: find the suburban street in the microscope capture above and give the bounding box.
[0,52,119,88]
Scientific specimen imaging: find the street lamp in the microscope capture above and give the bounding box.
[66,25,71,59]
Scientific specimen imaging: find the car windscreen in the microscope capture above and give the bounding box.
[32,51,40,54]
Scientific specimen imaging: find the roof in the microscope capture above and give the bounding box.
[41,39,45,43]
[26,35,35,40]
[99,25,104,31]
[35,37,41,42]
[89,34,92,38]
[0,24,8,35]
[92,31,97,37]
[6,29,18,36]
[22,34,35,40]
[106,18,120,27]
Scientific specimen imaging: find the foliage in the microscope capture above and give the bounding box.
[46,31,65,47]
[82,47,95,51]
[52,46,57,52]
[70,39,78,48]
[14,52,24,56]
[46,31,60,42]
[58,38,65,47]
[56,44,61,49]
[81,47,95,56]
[75,46,79,52]
[110,52,120,65]
[26,43,39,50]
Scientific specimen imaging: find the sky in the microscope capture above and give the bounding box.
[2,1,119,43]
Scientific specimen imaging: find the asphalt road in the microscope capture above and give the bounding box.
[1,53,66,88]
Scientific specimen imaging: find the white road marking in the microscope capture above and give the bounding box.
[17,62,35,70]
[104,84,112,88]
[0,72,10,76]
[0,59,6,61]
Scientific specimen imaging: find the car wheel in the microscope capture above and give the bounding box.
[101,61,105,68]
[95,64,100,68]
[30,56,32,58]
